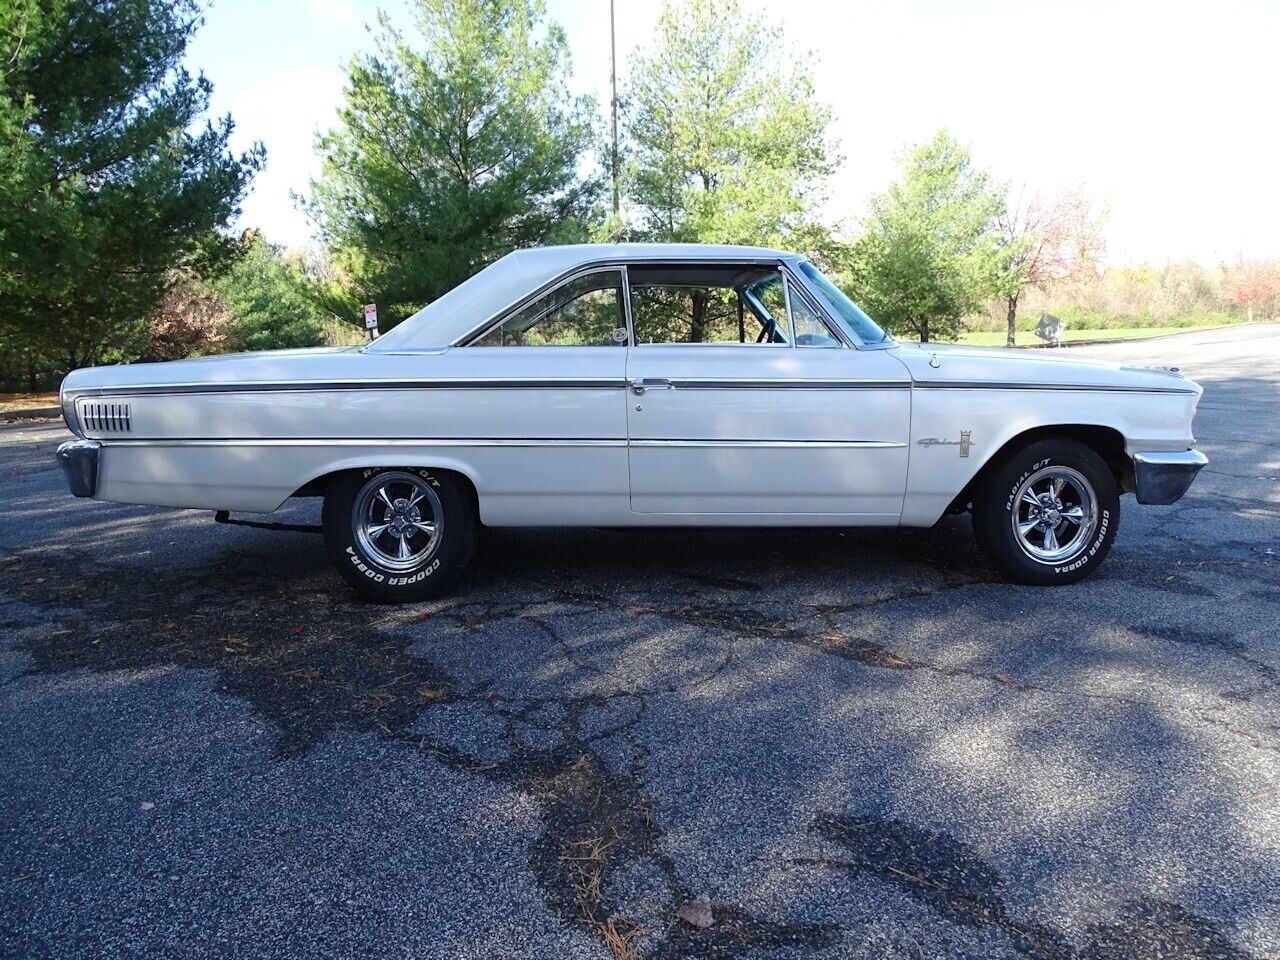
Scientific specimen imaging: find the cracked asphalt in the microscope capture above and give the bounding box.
[2,324,1278,959]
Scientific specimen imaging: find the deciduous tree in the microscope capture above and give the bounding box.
[994,189,1105,346]
[1225,260,1280,322]
[624,0,836,248]
[849,131,1004,343]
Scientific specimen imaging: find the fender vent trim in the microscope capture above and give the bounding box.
[82,401,132,433]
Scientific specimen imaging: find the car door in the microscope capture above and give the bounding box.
[624,262,911,520]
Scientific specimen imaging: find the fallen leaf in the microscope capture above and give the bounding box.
[139,802,155,811]
[677,895,713,929]
[486,692,502,705]
[289,625,304,634]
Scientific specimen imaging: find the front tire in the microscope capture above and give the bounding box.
[972,438,1120,586]
[322,467,477,602]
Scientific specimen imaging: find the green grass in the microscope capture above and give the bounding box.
[924,318,1250,348]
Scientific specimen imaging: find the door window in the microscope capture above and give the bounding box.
[630,265,791,345]
[473,270,626,346]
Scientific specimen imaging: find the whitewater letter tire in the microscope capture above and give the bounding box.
[972,438,1119,586]
[323,467,477,602]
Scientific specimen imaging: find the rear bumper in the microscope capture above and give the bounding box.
[57,439,101,498]
[1133,449,1207,505]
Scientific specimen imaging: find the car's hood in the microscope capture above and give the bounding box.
[891,342,1201,394]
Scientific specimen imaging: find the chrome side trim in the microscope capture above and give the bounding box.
[90,437,904,449]
[70,377,1192,401]
[670,379,909,390]
[912,380,1199,395]
[630,439,906,449]
[99,437,629,448]
[65,379,627,399]
[65,377,912,400]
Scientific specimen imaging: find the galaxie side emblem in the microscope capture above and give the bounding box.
[918,431,973,457]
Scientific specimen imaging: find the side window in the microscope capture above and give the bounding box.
[790,284,840,347]
[630,265,790,345]
[474,270,626,346]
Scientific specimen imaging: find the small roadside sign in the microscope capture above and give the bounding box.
[363,303,378,338]
[1035,312,1065,346]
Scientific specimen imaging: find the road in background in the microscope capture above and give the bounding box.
[2,325,1277,959]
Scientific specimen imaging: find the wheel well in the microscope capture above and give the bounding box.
[290,466,482,519]
[945,424,1133,514]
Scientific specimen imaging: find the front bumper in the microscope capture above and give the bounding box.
[1133,449,1207,505]
[57,439,101,498]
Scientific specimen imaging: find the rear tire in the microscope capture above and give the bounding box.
[972,438,1120,586]
[322,467,477,602]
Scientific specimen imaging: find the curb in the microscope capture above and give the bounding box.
[0,406,61,421]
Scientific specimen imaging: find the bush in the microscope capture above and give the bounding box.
[212,235,331,352]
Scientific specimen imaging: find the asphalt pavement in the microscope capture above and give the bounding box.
[2,324,1278,959]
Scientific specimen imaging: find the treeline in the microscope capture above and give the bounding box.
[1,0,1274,390]
[978,259,1280,336]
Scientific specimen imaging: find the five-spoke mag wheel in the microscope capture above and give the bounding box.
[323,467,477,602]
[353,471,443,570]
[973,437,1120,586]
[1010,465,1099,565]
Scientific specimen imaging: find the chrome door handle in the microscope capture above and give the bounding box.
[629,377,672,395]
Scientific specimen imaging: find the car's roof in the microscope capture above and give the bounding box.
[512,242,794,263]
[367,243,798,351]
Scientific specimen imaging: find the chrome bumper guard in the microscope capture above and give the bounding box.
[1133,449,1207,505]
[57,439,101,498]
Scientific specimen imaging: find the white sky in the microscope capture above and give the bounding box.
[187,0,1280,265]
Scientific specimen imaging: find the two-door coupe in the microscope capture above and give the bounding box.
[56,244,1207,601]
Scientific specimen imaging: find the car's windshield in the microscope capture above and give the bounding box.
[797,261,891,345]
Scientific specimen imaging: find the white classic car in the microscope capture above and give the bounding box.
[57,243,1207,601]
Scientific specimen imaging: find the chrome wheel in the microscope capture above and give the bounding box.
[351,471,443,572]
[1011,465,1098,564]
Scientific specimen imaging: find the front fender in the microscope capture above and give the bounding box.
[900,386,1201,526]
